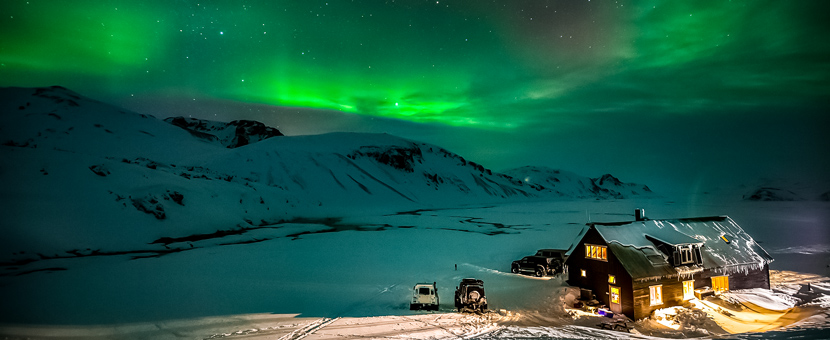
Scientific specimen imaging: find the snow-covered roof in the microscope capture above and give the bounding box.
[591,216,773,281]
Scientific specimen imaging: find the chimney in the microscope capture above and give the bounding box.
[635,208,646,221]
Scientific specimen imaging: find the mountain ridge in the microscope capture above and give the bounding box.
[503,166,654,199]
[0,86,655,262]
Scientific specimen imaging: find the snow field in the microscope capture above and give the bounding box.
[2,199,829,323]
[1,201,830,339]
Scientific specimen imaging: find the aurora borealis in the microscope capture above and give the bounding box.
[1,0,829,192]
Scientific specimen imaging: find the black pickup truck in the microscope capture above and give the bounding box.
[511,249,568,277]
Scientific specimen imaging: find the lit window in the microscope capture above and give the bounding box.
[581,269,586,277]
[585,244,607,261]
[608,275,616,284]
[649,285,663,306]
[683,280,694,300]
[712,276,729,293]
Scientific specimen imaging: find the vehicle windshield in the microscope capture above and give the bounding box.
[418,287,431,295]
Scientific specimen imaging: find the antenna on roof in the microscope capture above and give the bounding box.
[586,209,591,222]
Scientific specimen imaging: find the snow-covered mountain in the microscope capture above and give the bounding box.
[502,166,654,199]
[740,178,830,201]
[164,116,284,148]
[0,86,653,263]
[742,187,802,201]
[0,86,225,161]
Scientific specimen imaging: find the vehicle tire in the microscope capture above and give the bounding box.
[410,304,416,310]
[535,267,544,277]
[511,265,520,274]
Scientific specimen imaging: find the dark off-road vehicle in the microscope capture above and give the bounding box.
[511,249,568,277]
[454,278,487,312]
[534,249,568,262]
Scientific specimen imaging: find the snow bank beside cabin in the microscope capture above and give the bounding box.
[720,288,800,311]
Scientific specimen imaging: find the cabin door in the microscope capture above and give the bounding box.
[683,280,695,300]
[609,285,621,314]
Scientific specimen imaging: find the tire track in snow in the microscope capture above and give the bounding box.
[277,317,340,340]
[478,325,653,340]
[202,318,327,340]
[329,281,409,317]
[461,263,552,280]
[400,314,502,339]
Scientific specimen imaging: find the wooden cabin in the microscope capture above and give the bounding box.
[565,209,773,320]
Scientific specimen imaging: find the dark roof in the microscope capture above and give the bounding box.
[645,233,702,247]
[588,216,773,281]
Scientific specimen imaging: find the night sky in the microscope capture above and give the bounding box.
[2,0,828,193]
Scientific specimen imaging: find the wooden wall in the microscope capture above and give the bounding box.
[632,264,770,319]
[632,277,686,319]
[731,264,771,290]
[566,227,635,318]
[692,264,771,291]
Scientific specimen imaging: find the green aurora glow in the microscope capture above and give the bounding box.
[2,0,829,193]
[2,0,827,129]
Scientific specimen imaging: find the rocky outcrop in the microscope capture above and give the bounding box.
[164,117,283,148]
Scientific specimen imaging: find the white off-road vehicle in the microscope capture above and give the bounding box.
[410,282,439,311]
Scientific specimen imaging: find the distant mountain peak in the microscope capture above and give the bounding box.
[164,116,283,148]
[503,166,654,199]
[739,177,830,201]
[597,174,622,186]
[742,187,801,201]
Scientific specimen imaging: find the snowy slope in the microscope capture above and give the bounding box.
[0,86,653,266]
[0,86,222,162]
[196,132,549,208]
[503,166,654,199]
[0,87,536,264]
